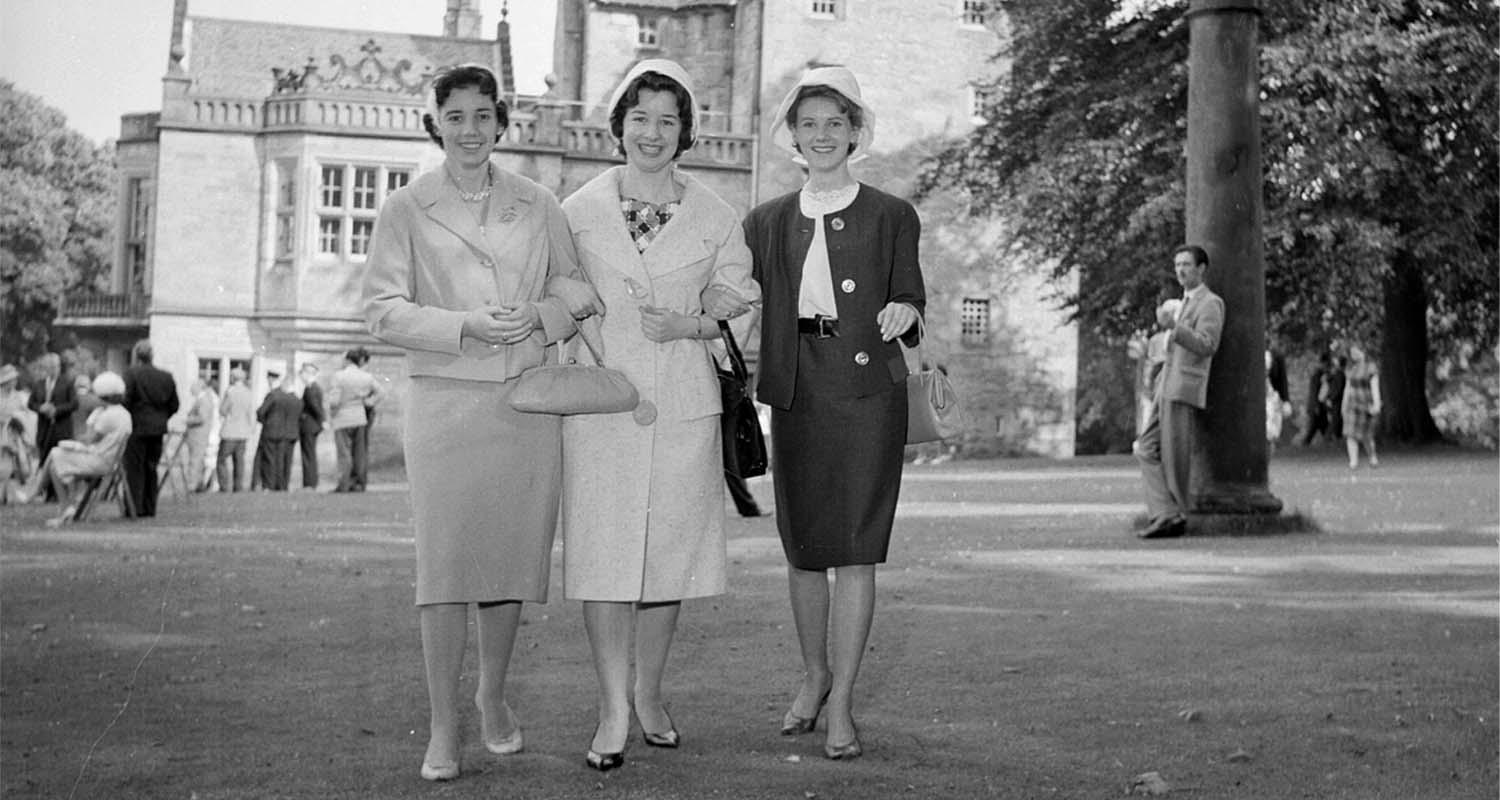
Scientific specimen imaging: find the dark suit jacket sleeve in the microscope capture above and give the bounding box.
[890,200,925,348]
[52,376,78,418]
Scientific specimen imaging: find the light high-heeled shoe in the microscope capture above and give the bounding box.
[476,698,524,755]
[823,722,863,760]
[780,688,831,736]
[419,759,459,781]
[641,711,680,749]
[585,724,626,772]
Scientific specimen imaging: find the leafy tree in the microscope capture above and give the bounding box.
[0,80,116,366]
[921,0,1498,447]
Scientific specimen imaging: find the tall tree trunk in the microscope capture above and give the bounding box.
[1380,253,1443,443]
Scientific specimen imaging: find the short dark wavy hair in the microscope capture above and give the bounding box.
[422,64,509,148]
[784,85,864,155]
[1173,244,1210,268]
[609,71,696,159]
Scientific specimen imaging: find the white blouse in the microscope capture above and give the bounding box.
[796,183,860,318]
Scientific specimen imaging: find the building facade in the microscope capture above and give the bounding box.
[61,0,1075,465]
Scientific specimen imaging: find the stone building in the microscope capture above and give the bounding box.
[59,0,1076,472]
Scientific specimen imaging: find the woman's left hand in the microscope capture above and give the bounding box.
[876,302,919,342]
[639,306,695,343]
[492,303,541,345]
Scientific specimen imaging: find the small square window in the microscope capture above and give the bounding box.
[961,297,991,343]
[811,1,840,19]
[319,166,344,208]
[961,0,988,27]
[350,219,375,256]
[969,83,996,123]
[352,167,378,210]
[637,15,660,48]
[318,217,342,255]
[387,170,411,195]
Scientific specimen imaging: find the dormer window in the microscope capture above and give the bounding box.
[961,0,988,27]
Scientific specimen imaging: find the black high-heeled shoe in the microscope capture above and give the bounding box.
[586,724,626,772]
[780,688,831,736]
[585,749,625,771]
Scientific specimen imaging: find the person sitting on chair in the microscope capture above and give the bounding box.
[13,372,133,525]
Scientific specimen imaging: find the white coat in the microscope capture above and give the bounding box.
[559,166,760,601]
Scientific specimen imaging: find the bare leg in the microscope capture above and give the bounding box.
[583,600,634,755]
[474,601,523,748]
[632,601,681,735]
[1365,437,1379,466]
[1345,437,1359,468]
[824,564,876,748]
[420,603,468,770]
[786,566,834,719]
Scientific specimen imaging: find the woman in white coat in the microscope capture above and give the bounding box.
[560,59,760,771]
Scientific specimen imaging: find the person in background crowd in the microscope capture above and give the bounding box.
[217,367,254,492]
[328,347,382,493]
[742,66,924,761]
[13,371,132,525]
[184,377,218,491]
[71,373,101,441]
[254,371,301,491]
[1341,343,1382,469]
[28,353,76,502]
[0,364,39,503]
[297,363,325,490]
[1300,350,1333,446]
[122,339,180,518]
[1134,245,1224,539]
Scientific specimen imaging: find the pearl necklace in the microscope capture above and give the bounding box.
[447,163,493,203]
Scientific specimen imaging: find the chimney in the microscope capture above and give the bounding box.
[444,0,483,39]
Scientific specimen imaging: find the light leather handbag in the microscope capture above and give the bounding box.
[905,317,961,444]
[509,317,640,416]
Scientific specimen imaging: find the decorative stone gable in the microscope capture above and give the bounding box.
[272,40,434,98]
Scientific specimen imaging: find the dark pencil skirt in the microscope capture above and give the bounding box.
[770,334,908,570]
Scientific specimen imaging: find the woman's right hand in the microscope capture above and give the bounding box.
[462,306,514,348]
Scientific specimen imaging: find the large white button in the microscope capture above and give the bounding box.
[830,218,845,231]
[854,351,870,366]
[841,279,856,293]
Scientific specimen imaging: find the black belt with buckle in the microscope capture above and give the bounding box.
[797,315,839,338]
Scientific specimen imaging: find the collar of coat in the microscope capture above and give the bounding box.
[564,165,732,287]
[408,162,538,255]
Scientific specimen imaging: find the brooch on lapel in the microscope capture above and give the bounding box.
[497,205,520,224]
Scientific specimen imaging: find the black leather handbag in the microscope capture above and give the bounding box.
[717,321,767,478]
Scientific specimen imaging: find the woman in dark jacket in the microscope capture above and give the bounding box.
[740,66,924,761]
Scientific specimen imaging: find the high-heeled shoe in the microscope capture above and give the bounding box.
[780,688,831,736]
[419,759,459,781]
[585,749,625,772]
[586,724,626,772]
[823,735,863,760]
[476,699,524,755]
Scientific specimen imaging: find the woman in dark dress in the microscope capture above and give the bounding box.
[740,67,924,760]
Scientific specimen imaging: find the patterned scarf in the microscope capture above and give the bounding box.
[621,198,679,253]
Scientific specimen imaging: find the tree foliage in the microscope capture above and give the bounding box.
[0,80,116,366]
[921,0,1499,443]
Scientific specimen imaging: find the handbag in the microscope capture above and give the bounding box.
[717,321,767,478]
[905,318,961,444]
[509,317,641,415]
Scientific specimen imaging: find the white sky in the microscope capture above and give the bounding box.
[0,0,557,144]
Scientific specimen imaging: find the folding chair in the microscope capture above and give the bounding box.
[156,431,192,501]
[72,461,135,522]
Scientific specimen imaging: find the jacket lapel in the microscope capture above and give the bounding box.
[639,174,712,278]
[572,167,651,291]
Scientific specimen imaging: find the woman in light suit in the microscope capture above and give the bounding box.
[363,63,600,782]
[559,59,760,771]
[742,67,924,760]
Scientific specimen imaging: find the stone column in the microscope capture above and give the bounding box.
[1185,0,1282,515]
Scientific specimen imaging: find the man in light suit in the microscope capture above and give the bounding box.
[1134,244,1224,538]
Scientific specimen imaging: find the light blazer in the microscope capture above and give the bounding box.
[561,166,760,421]
[1160,286,1225,410]
[745,184,926,408]
[364,163,579,383]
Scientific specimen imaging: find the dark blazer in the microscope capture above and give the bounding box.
[257,388,303,441]
[123,364,180,436]
[28,371,77,448]
[744,183,925,408]
[299,382,326,435]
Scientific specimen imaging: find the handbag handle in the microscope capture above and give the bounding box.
[718,321,749,383]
